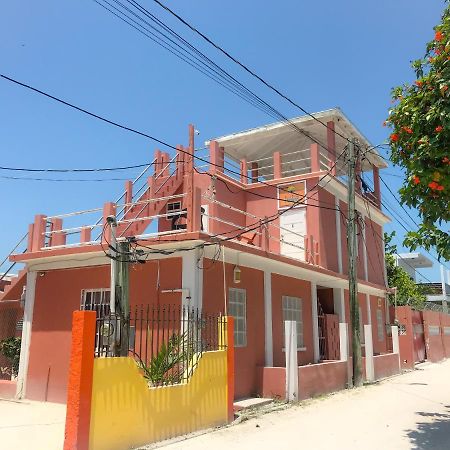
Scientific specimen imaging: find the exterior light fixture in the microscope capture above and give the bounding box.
[233,265,241,284]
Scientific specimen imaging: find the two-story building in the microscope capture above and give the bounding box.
[0,108,392,403]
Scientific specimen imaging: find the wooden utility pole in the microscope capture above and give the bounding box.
[117,240,130,357]
[347,138,363,387]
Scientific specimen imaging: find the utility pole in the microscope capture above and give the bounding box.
[117,240,130,356]
[106,216,130,356]
[347,138,363,387]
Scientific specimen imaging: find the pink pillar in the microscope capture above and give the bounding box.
[310,143,320,173]
[125,180,133,205]
[176,145,184,176]
[240,159,248,184]
[209,141,224,174]
[102,202,116,243]
[154,149,162,176]
[250,163,259,183]
[273,151,282,179]
[27,223,34,252]
[80,227,92,243]
[189,123,195,151]
[49,218,66,247]
[373,166,381,208]
[327,121,336,175]
[31,214,47,252]
[161,152,170,178]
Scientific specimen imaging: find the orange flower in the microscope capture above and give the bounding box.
[412,175,420,185]
[435,125,443,133]
[435,31,443,41]
[443,156,450,164]
[442,85,448,92]
[436,185,444,191]
[390,133,399,142]
[415,80,423,87]
[428,181,440,190]
[402,126,413,134]
[382,121,387,127]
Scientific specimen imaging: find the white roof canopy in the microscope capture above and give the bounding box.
[207,108,387,173]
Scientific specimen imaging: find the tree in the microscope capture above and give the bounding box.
[384,232,426,309]
[386,3,450,260]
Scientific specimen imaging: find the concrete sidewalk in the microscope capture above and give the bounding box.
[156,360,450,450]
[0,399,65,450]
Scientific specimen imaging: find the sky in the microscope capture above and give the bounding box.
[0,0,448,282]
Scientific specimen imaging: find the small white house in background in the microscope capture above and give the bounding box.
[396,252,433,281]
[396,253,450,310]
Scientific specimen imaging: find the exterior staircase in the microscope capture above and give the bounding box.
[117,157,185,238]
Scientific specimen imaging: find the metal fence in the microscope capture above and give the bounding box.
[94,305,226,386]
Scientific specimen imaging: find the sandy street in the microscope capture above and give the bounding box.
[161,360,450,450]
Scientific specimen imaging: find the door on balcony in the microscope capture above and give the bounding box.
[279,208,306,261]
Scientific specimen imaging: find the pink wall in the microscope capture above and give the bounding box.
[423,310,445,363]
[26,258,182,403]
[369,295,388,355]
[0,380,16,399]
[373,353,400,380]
[298,361,347,400]
[395,306,415,370]
[202,260,265,400]
[256,361,348,400]
[271,274,313,367]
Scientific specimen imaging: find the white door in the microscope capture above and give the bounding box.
[279,208,306,261]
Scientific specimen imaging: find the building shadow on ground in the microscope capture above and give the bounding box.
[407,407,450,449]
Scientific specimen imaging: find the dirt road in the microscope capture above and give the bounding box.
[161,360,450,450]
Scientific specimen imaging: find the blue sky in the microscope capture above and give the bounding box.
[0,0,447,281]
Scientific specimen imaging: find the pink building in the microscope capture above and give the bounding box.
[0,109,393,403]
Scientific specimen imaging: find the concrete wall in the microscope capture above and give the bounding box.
[423,310,445,363]
[256,360,348,401]
[373,353,400,380]
[89,353,227,450]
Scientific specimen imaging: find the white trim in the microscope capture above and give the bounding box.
[311,282,320,363]
[335,196,343,274]
[285,320,299,401]
[263,270,273,366]
[333,288,345,323]
[16,271,37,399]
[364,324,375,382]
[339,322,348,361]
[182,250,202,310]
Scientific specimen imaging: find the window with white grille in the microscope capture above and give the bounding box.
[376,309,384,341]
[282,296,304,349]
[81,289,111,317]
[228,288,247,347]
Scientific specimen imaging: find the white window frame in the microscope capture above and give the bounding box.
[81,288,111,317]
[376,309,384,342]
[282,296,305,350]
[166,201,182,220]
[228,288,247,347]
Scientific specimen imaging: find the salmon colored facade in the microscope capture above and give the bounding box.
[1,110,397,403]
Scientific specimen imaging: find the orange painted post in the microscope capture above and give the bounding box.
[64,311,96,450]
[373,166,381,208]
[226,316,235,423]
[209,141,224,174]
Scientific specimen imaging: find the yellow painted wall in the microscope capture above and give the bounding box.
[89,351,228,450]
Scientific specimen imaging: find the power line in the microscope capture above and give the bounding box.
[0,175,132,182]
[93,0,343,163]
[150,0,351,143]
[0,72,345,207]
